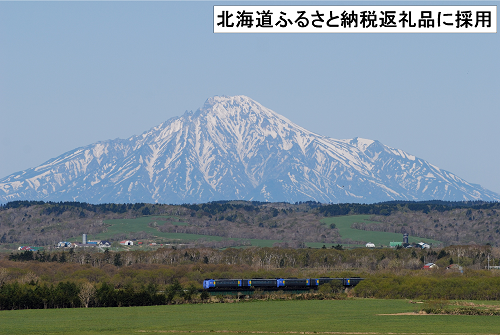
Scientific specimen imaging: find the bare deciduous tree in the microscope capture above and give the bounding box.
[78,282,96,308]
[19,271,39,284]
[0,267,8,286]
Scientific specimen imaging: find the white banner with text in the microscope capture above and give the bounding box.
[214,6,497,33]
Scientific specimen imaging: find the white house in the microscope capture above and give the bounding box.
[417,242,430,249]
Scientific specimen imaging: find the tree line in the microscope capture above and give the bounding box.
[1,200,150,214]
[0,279,204,310]
[354,272,500,300]
[3,245,497,279]
[318,200,500,217]
[5,199,497,217]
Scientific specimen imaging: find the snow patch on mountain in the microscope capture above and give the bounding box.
[0,95,499,204]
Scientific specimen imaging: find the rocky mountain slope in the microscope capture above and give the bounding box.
[1,95,498,204]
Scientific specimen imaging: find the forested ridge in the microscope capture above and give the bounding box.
[1,200,500,247]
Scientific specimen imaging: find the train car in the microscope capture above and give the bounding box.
[203,279,246,289]
[248,278,278,288]
[311,278,344,287]
[343,278,363,286]
[277,278,311,288]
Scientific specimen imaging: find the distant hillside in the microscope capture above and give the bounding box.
[1,200,499,248]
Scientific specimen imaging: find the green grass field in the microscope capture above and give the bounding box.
[96,215,188,239]
[1,299,499,335]
[321,215,441,246]
[77,214,442,249]
[90,216,282,248]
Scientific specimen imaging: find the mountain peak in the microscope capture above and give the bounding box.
[201,95,279,119]
[1,96,499,204]
[348,137,376,152]
[204,95,253,105]
[203,95,253,111]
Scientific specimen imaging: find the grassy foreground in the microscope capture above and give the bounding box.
[1,299,500,335]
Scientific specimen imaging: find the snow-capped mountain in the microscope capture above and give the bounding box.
[1,95,499,204]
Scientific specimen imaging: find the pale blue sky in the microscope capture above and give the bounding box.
[1,1,499,195]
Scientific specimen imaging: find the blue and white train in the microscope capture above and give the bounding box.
[203,277,363,290]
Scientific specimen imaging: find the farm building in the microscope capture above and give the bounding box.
[365,242,375,248]
[18,246,35,251]
[423,263,438,269]
[120,240,134,246]
[18,246,43,251]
